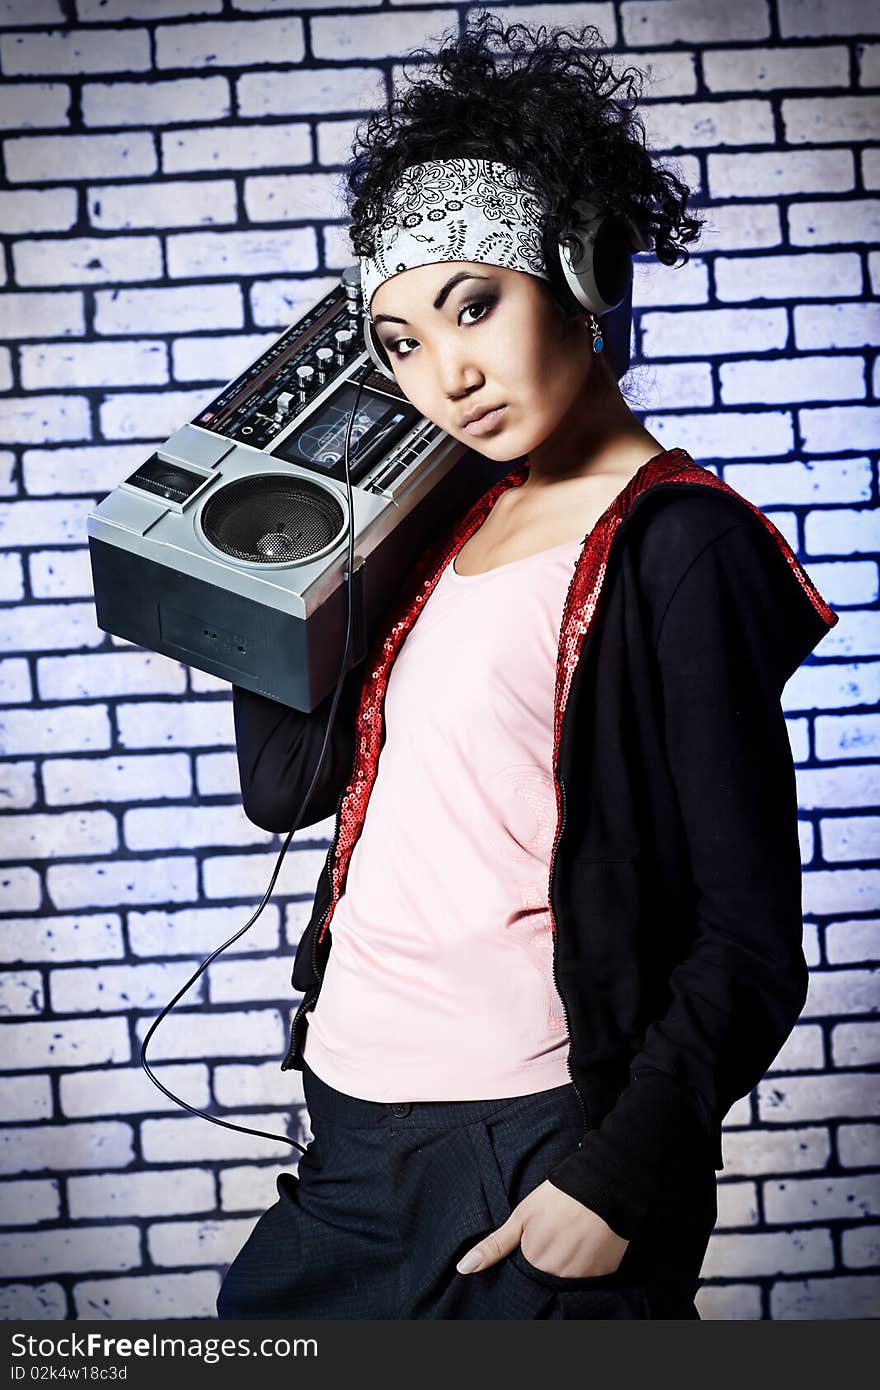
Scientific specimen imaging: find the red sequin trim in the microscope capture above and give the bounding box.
[318,448,838,947]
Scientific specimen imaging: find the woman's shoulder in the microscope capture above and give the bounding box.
[623,469,765,594]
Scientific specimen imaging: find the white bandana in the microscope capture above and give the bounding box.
[359,157,553,313]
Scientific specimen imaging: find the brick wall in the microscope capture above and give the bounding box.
[0,0,878,1322]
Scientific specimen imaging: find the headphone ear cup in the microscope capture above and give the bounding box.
[556,199,636,316]
[363,313,397,381]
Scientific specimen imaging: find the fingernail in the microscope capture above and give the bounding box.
[456,1249,482,1274]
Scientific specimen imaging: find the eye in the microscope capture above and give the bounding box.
[385,296,497,360]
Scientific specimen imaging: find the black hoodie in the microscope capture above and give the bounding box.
[231,448,838,1246]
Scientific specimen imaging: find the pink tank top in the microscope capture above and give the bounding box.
[301,534,584,1101]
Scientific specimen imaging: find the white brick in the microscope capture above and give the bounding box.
[44,752,190,807]
[837,1124,880,1168]
[823,815,880,861]
[83,76,229,128]
[764,1174,880,1224]
[171,332,275,383]
[645,409,794,459]
[250,274,338,328]
[29,548,94,599]
[21,340,167,390]
[0,704,110,755]
[865,149,880,188]
[631,258,707,309]
[695,1281,762,1320]
[715,252,861,303]
[0,761,35,810]
[703,44,848,92]
[642,99,774,150]
[779,0,880,37]
[806,507,880,555]
[0,396,90,446]
[622,0,769,43]
[313,7,495,61]
[195,751,239,796]
[720,354,864,405]
[99,387,209,439]
[77,0,221,16]
[23,443,161,493]
[0,810,117,862]
[801,406,880,455]
[155,17,304,69]
[202,847,326,901]
[795,302,880,349]
[142,1108,290,1162]
[0,867,41,912]
[166,227,317,278]
[642,307,787,357]
[244,171,345,222]
[207,955,293,1006]
[50,961,205,1014]
[825,918,880,964]
[783,96,880,144]
[0,1225,140,1278]
[0,1,63,24]
[237,65,382,117]
[708,150,854,200]
[716,1180,759,1228]
[115,696,232,750]
[789,199,880,247]
[0,661,32,705]
[128,904,280,959]
[4,132,156,183]
[46,855,197,910]
[1,27,150,75]
[148,1217,242,1266]
[620,358,711,405]
[135,1009,281,1067]
[702,1227,833,1278]
[1,291,83,339]
[758,1072,880,1122]
[89,178,235,231]
[831,1022,880,1068]
[1,602,105,654]
[219,1162,292,1212]
[717,1123,828,1178]
[0,1281,66,1319]
[0,187,77,232]
[215,1056,306,1118]
[841,1224,880,1268]
[1,1017,131,1077]
[38,651,187,701]
[802,867,880,919]
[0,913,122,965]
[0,1073,52,1120]
[725,457,872,506]
[0,1179,59,1225]
[72,1270,218,1321]
[60,1063,208,1118]
[68,1166,216,1220]
[0,81,69,129]
[94,283,243,335]
[13,234,162,286]
[0,552,23,601]
[768,1023,826,1072]
[124,804,264,852]
[770,1273,880,1319]
[162,120,309,173]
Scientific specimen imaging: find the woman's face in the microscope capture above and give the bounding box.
[369,260,600,463]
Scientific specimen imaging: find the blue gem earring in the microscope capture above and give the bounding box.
[589,312,604,353]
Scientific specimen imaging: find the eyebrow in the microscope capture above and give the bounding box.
[370,271,493,327]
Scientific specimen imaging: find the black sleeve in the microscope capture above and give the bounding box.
[546,518,838,1241]
[231,661,365,834]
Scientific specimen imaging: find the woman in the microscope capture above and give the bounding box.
[217,14,837,1320]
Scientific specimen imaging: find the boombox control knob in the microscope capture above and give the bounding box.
[293,366,314,400]
[334,328,354,360]
[273,390,294,421]
[316,347,334,378]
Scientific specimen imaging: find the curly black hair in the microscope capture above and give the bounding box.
[342,10,704,283]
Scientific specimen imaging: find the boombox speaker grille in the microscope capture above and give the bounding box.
[200,473,346,564]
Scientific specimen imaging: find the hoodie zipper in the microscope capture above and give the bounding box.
[280,797,343,1071]
[548,775,589,1140]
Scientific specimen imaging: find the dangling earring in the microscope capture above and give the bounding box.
[589,312,604,353]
